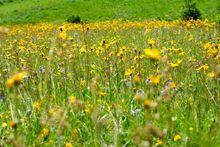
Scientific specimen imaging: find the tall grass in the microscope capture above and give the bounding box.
[0,20,219,146]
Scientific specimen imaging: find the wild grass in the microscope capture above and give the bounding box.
[0,20,219,146]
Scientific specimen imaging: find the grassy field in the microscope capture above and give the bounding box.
[0,0,220,146]
[0,0,219,24]
[0,20,219,146]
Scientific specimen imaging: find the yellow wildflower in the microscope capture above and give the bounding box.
[85,108,91,114]
[148,38,155,46]
[40,128,49,138]
[2,122,7,128]
[133,74,141,83]
[33,101,40,110]
[168,60,182,67]
[134,94,143,101]
[98,91,106,97]
[146,28,152,33]
[149,75,161,84]
[144,48,161,60]
[125,68,133,76]
[203,42,212,50]
[49,108,55,116]
[69,95,76,104]
[207,72,215,78]
[156,139,163,146]
[6,78,14,88]
[65,143,73,147]
[189,127,193,131]
[196,64,209,71]
[144,99,157,109]
[207,48,218,57]
[5,71,27,88]
[179,51,185,56]
[58,30,67,40]
[13,71,27,83]
[174,134,181,141]
[170,82,177,88]
[144,99,152,108]
[188,34,193,41]
[9,121,17,129]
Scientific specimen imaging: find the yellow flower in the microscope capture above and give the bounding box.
[203,42,212,50]
[65,143,73,147]
[6,78,14,88]
[58,31,67,40]
[170,82,177,88]
[2,122,7,128]
[156,139,163,146]
[49,108,55,116]
[189,127,193,131]
[188,34,193,41]
[168,60,182,67]
[144,99,157,109]
[149,75,161,84]
[207,72,215,78]
[69,95,76,104]
[98,91,106,97]
[133,74,141,83]
[85,108,91,114]
[146,28,152,33]
[207,48,218,57]
[174,134,181,141]
[33,101,40,110]
[125,68,133,76]
[134,94,143,101]
[148,38,155,46]
[179,51,185,56]
[40,128,49,138]
[9,121,17,129]
[5,71,27,88]
[144,99,152,108]
[196,64,209,71]
[144,48,161,60]
[13,71,27,83]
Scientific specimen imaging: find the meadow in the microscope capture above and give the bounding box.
[0,0,219,24]
[0,19,219,146]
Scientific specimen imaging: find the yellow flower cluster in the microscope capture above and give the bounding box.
[6,71,27,88]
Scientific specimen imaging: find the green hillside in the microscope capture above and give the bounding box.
[0,0,219,24]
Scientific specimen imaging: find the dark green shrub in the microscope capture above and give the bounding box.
[67,15,81,24]
[0,0,18,5]
[183,0,201,20]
